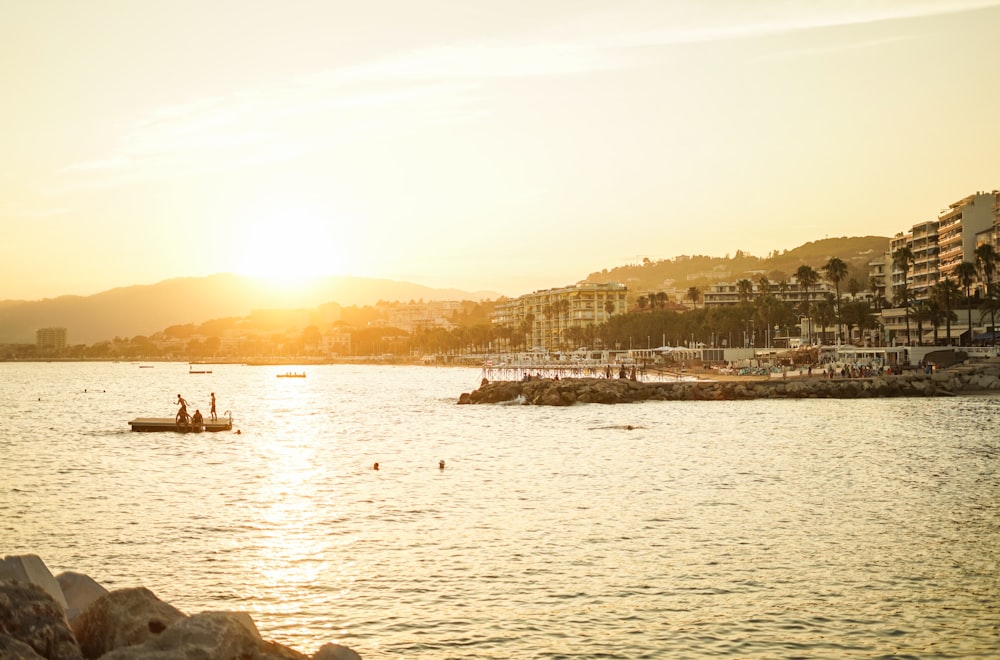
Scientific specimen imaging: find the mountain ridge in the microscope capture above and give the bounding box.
[0,273,502,345]
[1,236,891,345]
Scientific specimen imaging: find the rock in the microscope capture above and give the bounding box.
[54,572,108,626]
[0,554,68,610]
[313,643,363,660]
[72,587,185,659]
[0,633,46,659]
[98,611,308,660]
[0,581,82,660]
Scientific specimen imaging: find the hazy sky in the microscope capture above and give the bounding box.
[3,0,999,301]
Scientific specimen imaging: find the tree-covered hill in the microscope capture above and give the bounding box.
[584,235,889,295]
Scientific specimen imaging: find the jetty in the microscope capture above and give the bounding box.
[459,358,1000,405]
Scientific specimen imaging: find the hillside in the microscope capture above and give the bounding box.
[0,274,501,345]
[585,236,889,293]
[1,236,891,346]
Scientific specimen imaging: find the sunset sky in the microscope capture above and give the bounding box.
[3,0,999,301]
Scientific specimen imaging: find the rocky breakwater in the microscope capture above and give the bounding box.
[0,554,361,660]
[458,359,1000,406]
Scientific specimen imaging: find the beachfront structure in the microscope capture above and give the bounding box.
[376,300,463,334]
[868,252,889,307]
[702,278,835,307]
[937,191,997,284]
[874,190,1000,344]
[885,191,998,304]
[492,282,628,352]
[36,327,67,351]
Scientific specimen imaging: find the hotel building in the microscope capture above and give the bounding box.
[492,282,628,352]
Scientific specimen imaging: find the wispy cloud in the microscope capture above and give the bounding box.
[750,35,919,63]
[5,203,71,219]
[57,0,1000,189]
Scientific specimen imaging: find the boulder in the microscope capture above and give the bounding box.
[0,554,68,610]
[55,572,108,626]
[98,611,308,660]
[0,581,82,660]
[71,587,185,659]
[313,643,363,660]
[0,633,47,659]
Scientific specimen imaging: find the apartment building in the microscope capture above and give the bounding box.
[877,190,1000,344]
[868,252,889,306]
[937,191,997,282]
[702,278,835,307]
[885,191,998,304]
[36,327,67,351]
[492,282,628,352]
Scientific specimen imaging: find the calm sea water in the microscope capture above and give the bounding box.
[1,362,998,658]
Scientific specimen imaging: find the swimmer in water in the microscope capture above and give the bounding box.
[373,462,379,471]
[439,460,446,469]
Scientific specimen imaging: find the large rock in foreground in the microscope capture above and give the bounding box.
[0,581,82,660]
[459,361,1000,405]
[1,554,364,659]
[72,587,185,659]
[98,611,308,660]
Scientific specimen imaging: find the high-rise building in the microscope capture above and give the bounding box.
[36,327,67,351]
[937,191,997,282]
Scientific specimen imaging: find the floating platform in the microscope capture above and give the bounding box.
[277,372,306,378]
[128,416,233,433]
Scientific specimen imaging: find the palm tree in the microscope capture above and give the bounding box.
[892,247,915,344]
[757,274,770,302]
[956,260,978,346]
[869,275,884,312]
[736,279,754,304]
[933,278,960,345]
[604,299,616,318]
[636,296,648,313]
[823,257,848,343]
[975,243,997,335]
[795,265,819,344]
[847,277,862,299]
[654,292,668,310]
[910,301,929,346]
[841,299,875,345]
[737,279,755,346]
[923,296,946,346]
[686,286,701,309]
[980,292,1000,342]
[814,296,836,344]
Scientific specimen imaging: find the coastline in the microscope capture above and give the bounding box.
[458,358,1000,405]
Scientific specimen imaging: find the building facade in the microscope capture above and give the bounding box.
[492,282,628,352]
[36,327,67,351]
[937,191,996,283]
[702,278,835,307]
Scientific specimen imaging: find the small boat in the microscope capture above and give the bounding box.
[139,365,155,368]
[128,411,233,433]
[189,366,213,374]
[277,372,306,378]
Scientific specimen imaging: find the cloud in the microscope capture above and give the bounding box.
[56,0,1000,188]
[5,203,71,219]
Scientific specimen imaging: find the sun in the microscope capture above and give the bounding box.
[232,206,345,284]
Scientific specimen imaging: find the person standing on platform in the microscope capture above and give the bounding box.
[210,392,217,421]
[176,394,189,423]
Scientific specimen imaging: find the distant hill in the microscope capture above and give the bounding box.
[0,274,501,345]
[585,236,890,293]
